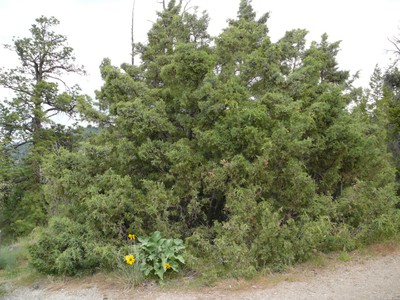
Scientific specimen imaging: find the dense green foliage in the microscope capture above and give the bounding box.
[0,16,88,237]
[29,217,115,275]
[2,0,400,278]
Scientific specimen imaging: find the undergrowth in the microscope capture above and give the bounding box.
[1,234,400,297]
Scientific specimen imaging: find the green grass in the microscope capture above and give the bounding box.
[0,238,45,297]
[0,283,7,297]
[337,251,352,262]
[307,252,328,267]
[0,244,25,270]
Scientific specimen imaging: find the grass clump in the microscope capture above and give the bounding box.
[0,245,24,270]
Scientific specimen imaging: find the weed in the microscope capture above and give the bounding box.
[337,251,352,262]
[308,252,328,268]
[0,244,26,270]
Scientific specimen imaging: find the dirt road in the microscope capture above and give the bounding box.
[4,247,400,300]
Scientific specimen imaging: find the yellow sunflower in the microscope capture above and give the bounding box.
[164,263,172,270]
[125,254,135,265]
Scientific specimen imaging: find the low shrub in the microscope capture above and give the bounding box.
[29,217,115,276]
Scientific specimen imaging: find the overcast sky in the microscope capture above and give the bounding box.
[1,0,400,101]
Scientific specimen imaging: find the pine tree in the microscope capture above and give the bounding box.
[0,16,86,237]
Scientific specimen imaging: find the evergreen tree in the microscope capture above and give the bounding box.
[0,16,86,237]
[0,16,85,181]
[33,0,400,277]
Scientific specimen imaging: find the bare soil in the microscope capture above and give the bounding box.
[3,244,400,300]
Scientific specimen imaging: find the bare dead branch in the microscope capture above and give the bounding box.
[46,74,69,90]
[182,0,193,13]
[0,82,34,97]
[131,0,136,65]
[47,112,59,119]
[13,140,32,149]
[157,0,165,10]
[44,107,60,114]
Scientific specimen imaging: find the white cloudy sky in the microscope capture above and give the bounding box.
[0,0,400,101]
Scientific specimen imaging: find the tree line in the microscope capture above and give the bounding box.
[1,0,400,277]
